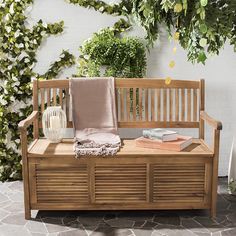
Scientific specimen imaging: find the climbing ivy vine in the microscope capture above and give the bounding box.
[66,0,132,16]
[0,0,75,181]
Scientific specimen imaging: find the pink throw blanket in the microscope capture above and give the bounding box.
[70,77,121,157]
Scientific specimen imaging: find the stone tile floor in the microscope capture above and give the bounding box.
[0,178,236,236]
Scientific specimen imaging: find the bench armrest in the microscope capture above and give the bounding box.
[200,111,222,130]
[18,111,38,131]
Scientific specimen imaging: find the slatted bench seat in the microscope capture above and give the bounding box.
[28,138,213,157]
[19,78,222,220]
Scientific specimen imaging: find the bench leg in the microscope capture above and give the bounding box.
[23,181,31,220]
[211,170,218,219]
[211,175,218,218]
[210,204,216,218]
[211,129,220,219]
[23,163,31,220]
[25,208,31,220]
[20,130,31,220]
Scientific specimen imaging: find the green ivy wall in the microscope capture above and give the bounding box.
[1,0,236,179]
[0,0,76,181]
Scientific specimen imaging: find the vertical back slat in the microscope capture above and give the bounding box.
[33,79,39,139]
[163,89,167,121]
[120,88,124,121]
[65,88,70,122]
[138,88,142,121]
[187,89,191,121]
[181,89,185,121]
[40,89,45,114]
[33,80,38,111]
[47,88,51,108]
[151,89,155,121]
[115,89,119,121]
[169,89,173,122]
[157,89,161,121]
[126,88,130,121]
[133,88,137,121]
[200,79,205,111]
[200,79,205,139]
[59,89,63,108]
[53,88,57,106]
[145,89,148,121]
[175,88,179,121]
[193,89,198,121]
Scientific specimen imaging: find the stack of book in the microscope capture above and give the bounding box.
[135,128,192,151]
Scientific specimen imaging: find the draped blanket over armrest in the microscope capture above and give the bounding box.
[70,77,121,157]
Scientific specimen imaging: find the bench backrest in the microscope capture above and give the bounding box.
[33,78,205,132]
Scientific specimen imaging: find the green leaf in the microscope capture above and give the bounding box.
[198,51,207,64]
[200,0,208,7]
[199,38,207,47]
[200,9,205,20]
[174,3,183,13]
[200,24,207,34]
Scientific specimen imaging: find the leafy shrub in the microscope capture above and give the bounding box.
[77,28,147,78]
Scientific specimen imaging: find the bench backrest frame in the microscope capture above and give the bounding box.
[32,78,205,138]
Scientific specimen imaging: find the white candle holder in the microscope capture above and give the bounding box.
[42,106,67,143]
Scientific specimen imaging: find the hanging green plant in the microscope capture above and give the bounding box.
[76,21,146,78]
[128,0,236,64]
[68,0,236,64]
[0,0,75,181]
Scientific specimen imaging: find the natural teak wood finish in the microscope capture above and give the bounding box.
[18,78,222,220]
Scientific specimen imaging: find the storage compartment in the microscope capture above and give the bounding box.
[152,163,211,204]
[29,154,212,210]
[94,164,147,203]
[29,164,89,205]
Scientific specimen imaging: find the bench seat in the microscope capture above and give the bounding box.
[27,137,214,214]
[28,138,213,158]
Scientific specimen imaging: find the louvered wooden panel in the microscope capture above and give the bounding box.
[152,164,205,203]
[35,165,88,203]
[95,164,147,203]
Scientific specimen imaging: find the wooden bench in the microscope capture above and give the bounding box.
[18,78,222,220]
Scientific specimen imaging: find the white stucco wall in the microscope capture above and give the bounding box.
[29,0,236,176]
